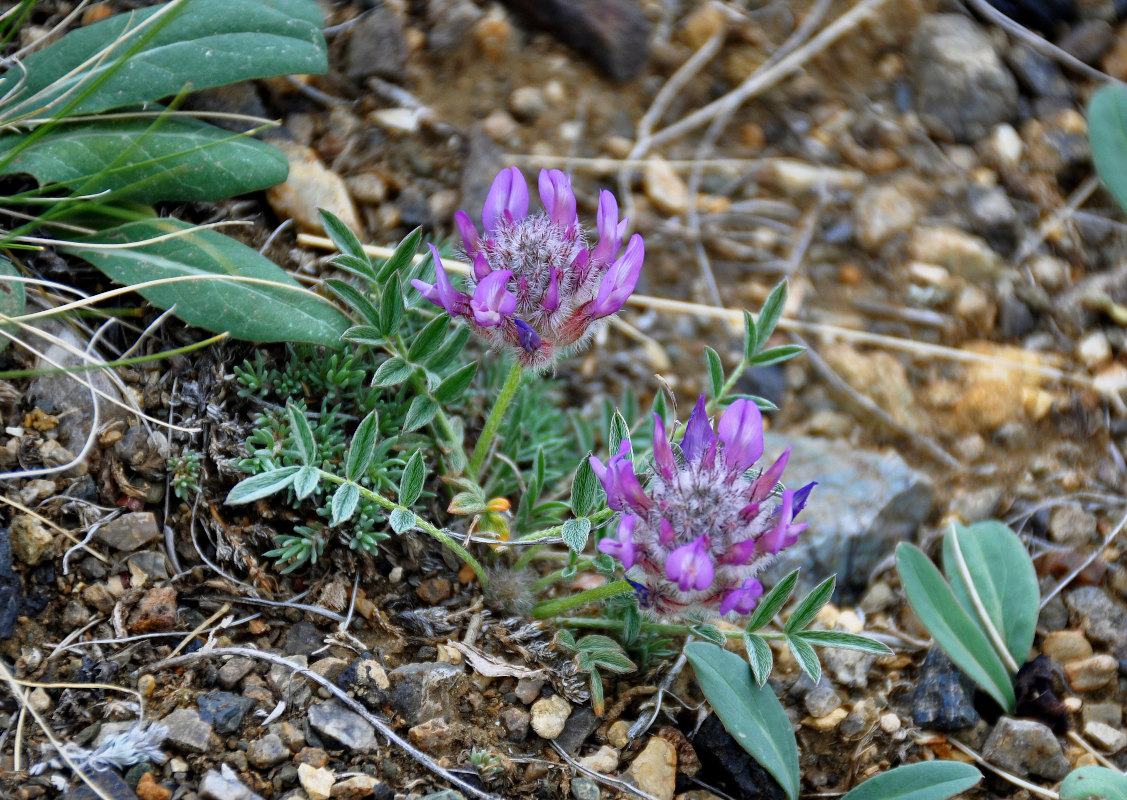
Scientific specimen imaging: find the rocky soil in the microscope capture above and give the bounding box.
[4,0,1127,799]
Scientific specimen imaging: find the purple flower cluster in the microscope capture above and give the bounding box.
[412,167,644,370]
[590,397,814,616]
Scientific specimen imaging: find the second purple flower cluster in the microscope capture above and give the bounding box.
[590,397,814,616]
[412,167,644,370]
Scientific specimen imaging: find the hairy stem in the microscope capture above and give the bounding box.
[468,359,523,480]
[531,579,635,618]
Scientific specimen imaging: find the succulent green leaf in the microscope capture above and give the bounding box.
[840,761,982,800]
[896,543,1016,711]
[59,218,349,345]
[685,642,800,800]
[941,520,1038,668]
[0,118,287,203]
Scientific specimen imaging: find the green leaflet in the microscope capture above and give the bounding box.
[60,218,350,346]
[840,762,981,800]
[1090,84,1127,217]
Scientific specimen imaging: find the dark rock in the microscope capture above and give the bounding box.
[283,620,321,655]
[500,0,652,80]
[396,186,434,230]
[762,432,935,600]
[500,706,530,742]
[996,289,1036,339]
[0,527,22,640]
[197,691,257,735]
[64,768,138,800]
[982,716,1070,779]
[912,647,980,731]
[692,714,786,800]
[1058,20,1114,65]
[909,15,1018,143]
[345,6,408,83]
[1015,656,1069,735]
[554,706,600,755]
[984,0,1075,33]
[161,708,213,754]
[1005,44,1072,99]
[966,184,1016,241]
[338,658,390,709]
[388,662,464,725]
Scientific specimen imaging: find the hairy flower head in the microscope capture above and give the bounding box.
[412,166,644,370]
[590,397,814,616]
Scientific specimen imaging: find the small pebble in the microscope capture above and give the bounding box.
[1084,721,1127,753]
[1041,630,1092,664]
[879,713,901,733]
[509,86,547,121]
[298,763,335,800]
[1049,504,1098,546]
[803,706,849,731]
[137,674,156,698]
[1065,654,1118,692]
[642,157,689,216]
[625,737,677,800]
[804,686,842,718]
[577,744,619,773]
[530,695,571,739]
[571,777,601,800]
[606,720,631,748]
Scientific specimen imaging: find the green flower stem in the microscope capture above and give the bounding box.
[0,332,227,379]
[557,615,789,640]
[511,507,615,571]
[706,358,749,414]
[317,470,486,586]
[392,329,468,475]
[531,579,635,619]
[532,559,597,591]
[467,359,523,480]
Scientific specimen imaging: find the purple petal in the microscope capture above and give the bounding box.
[748,448,791,504]
[541,267,560,311]
[756,490,806,556]
[482,166,529,232]
[659,518,675,546]
[470,269,516,327]
[718,399,764,474]
[538,168,578,229]
[591,190,622,263]
[721,537,756,565]
[590,234,644,318]
[792,482,816,517]
[597,514,637,569]
[680,396,715,464]
[414,244,469,314]
[589,441,651,513]
[472,252,491,280]
[665,535,714,592]
[652,413,676,480]
[455,210,480,255]
[720,579,764,615]
[514,318,541,351]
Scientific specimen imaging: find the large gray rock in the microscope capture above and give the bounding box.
[345,6,408,82]
[1065,586,1127,660]
[909,15,1018,143]
[982,717,1070,780]
[308,700,376,752]
[764,432,935,600]
[388,662,465,726]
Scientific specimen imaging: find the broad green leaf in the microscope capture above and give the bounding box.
[60,218,349,345]
[941,520,1038,668]
[434,362,477,404]
[330,482,360,525]
[1090,84,1127,217]
[0,257,25,353]
[345,410,379,482]
[389,506,415,533]
[747,570,799,632]
[1060,766,1127,800]
[840,761,982,800]
[705,346,724,398]
[685,642,799,800]
[225,466,299,504]
[755,281,788,346]
[293,464,319,499]
[408,315,449,362]
[896,543,1015,711]
[744,632,773,687]
[0,118,287,204]
[399,450,425,506]
[749,344,805,367]
[319,209,369,268]
[403,395,437,431]
[796,630,892,655]
[561,518,591,553]
[785,575,836,633]
[327,280,381,327]
[0,0,326,118]
[376,227,422,283]
[287,402,316,465]
[786,634,821,683]
[570,455,597,517]
[371,356,412,387]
